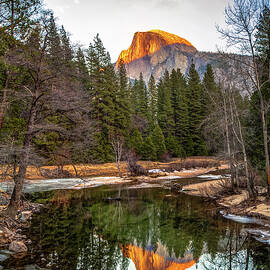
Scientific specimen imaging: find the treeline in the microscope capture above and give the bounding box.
[127,64,217,161]
[0,5,216,166]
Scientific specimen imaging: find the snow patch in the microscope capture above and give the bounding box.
[148,169,163,174]
[157,175,182,180]
[198,174,229,180]
[127,183,162,189]
[221,211,258,224]
[244,229,270,245]
[181,169,198,173]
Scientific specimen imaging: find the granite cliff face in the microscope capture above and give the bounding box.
[116,30,227,81]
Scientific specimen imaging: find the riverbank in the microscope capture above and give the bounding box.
[0,191,43,258]
[181,179,270,220]
[180,178,270,244]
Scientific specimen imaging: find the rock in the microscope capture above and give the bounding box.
[20,211,32,222]
[0,228,12,245]
[9,241,27,253]
[0,253,8,262]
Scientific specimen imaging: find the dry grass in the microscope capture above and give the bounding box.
[0,156,226,181]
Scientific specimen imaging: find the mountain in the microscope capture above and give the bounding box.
[116,30,227,81]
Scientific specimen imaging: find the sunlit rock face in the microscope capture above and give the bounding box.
[116,29,229,82]
[122,243,197,270]
[116,30,197,81]
[117,30,196,66]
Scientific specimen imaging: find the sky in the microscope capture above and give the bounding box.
[43,0,230,62]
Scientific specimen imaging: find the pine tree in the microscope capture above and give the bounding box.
[47,13,62,72]
[151,124,166,160]
[248,6,270,169]
[130,128,143,156]
[75,47,89,92]
[0,0,42,39]
[202,64,217,116]
[86,34,117,162]
[165,133,186,158]
[115,60,131,137]
[157,70,174,137]
[137,72,148,119]
[187,63,207,155]
[173,69,192,155]
[148,74,158,129]
[60,26,73,67]
[141,136,157,160]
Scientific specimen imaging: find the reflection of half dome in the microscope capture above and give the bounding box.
[122,243,197,270]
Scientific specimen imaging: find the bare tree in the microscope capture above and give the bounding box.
[111,134,124,178]
[2,12,92,218]
[217,0,270,195]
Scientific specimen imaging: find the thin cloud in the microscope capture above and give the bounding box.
[156,0,180,8]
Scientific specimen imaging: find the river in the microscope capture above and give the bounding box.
[1,180,270,269]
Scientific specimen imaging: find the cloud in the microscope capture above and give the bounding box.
[155,0,180,8]
[74,0,79,4]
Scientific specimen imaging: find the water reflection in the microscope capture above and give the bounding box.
[2,187,270,269]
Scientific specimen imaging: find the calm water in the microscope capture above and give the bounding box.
[2,185,270,270]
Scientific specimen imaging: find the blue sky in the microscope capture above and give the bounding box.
[43,0,230,62]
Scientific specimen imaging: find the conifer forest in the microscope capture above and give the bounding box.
[1,2,270,269]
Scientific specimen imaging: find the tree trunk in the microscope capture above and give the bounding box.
[5,101,37,218]
[257,90,270,196]
[0,73,10,132]
[222,90,234,191]
[116,155,122,178]
[231,88,255,197]
[261,107,270,196]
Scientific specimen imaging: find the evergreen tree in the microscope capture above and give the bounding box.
[148,74,158,129]
[248,6,270,169]
[0,0,42,39]
[75,47,89,92]
[165,133,186,158]
[115,60,131,137]
[157,70,174,137]
[202,64,217,116]
[137,72,148,119]
[130,128,143,156]
[60,26,73,67]
[187,63,207,155]
[86,34,117,162]
[174,69,192,155]
[47,13,62,71]
[141,136,157,160]
[151,124,166,160]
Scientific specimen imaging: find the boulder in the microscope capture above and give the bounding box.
[20,211,32,222]
[9,241,27,253]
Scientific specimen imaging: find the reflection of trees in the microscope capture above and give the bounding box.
[199,226,270,270]
[6,187,270,269]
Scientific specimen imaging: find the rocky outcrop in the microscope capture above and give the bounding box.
[116,30,233,82]
[116,30,196,67]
